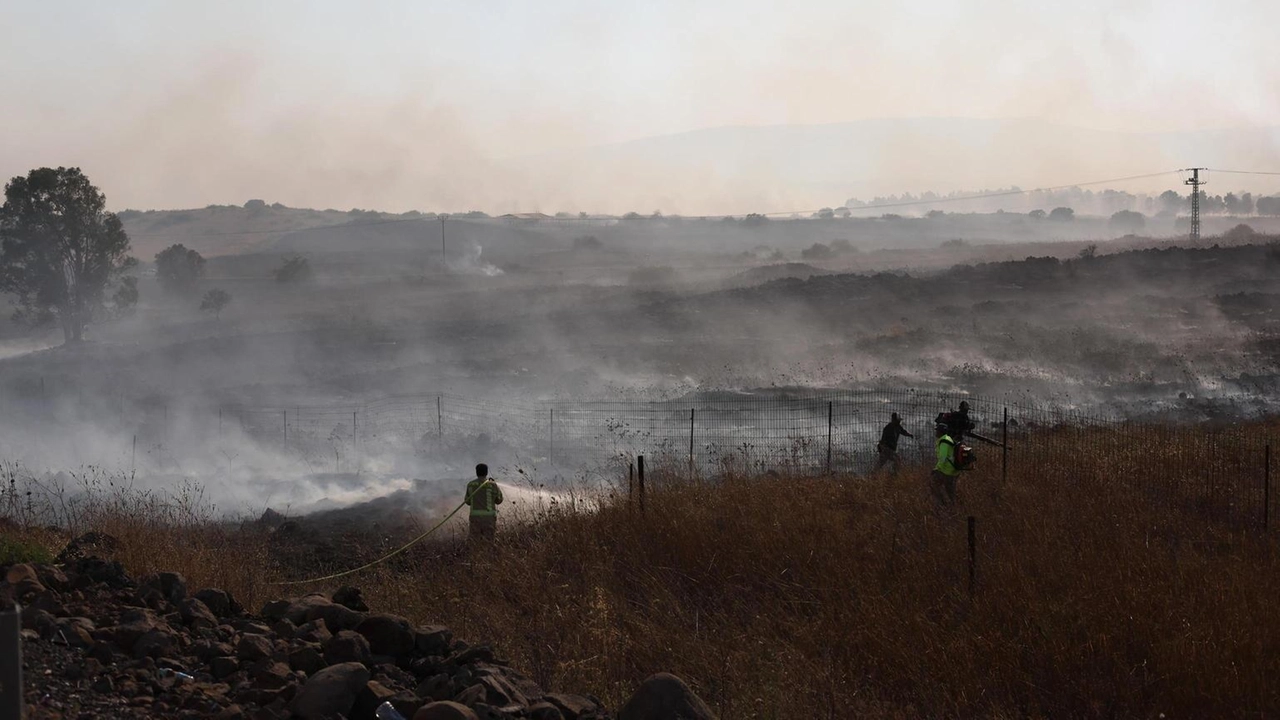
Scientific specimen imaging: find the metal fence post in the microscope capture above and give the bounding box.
[0,602,22,719]
[689,408,695,473]
[637,455,646,514]
[826,401,833,474]
[437,395,443,438]
[1002,407,1008,485]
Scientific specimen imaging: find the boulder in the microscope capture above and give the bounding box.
[251,660,294,690]
[236,634,275,662]
[543,694,601,720]
[288,644,326,675]
[414,626,453,657]
[325,630,372,666]
[283,594,332,625]
[356,613,416,658]
[528,702,566,720]
[139,571,188,605]
[350,680,398,720]
[211,656,241,679]
[195,588,242,618]
[414,701,480,720]
[332,585,369,612]
[291,662,370,720]
[179,598,219,630]
[619,673,716,720]
[131,628,175,659]
[306,600,366,632]
[5,563,46,599]
[294,619,332,644]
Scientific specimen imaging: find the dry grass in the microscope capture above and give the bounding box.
[4,421,1279,718]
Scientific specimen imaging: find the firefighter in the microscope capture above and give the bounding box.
[875,412,914,473]
[936,401,976,442]
[465,463,503,540]
[931,423,960,507]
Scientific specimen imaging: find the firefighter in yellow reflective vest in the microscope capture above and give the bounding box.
[931,424,960,507]
[465,463,503,540]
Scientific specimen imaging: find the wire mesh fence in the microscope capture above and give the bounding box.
[5,384,1274,530]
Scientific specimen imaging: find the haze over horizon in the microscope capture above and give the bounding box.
[3,0,1279,214]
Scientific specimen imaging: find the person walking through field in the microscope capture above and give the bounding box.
[875,412,914,473]
[465,463,503,540]
[931,423,960,507]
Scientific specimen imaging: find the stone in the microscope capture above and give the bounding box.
[259,598,292,622]
[356,613,416,658]
[288,644,326,675]
[236,634,274,662]
[196,588,242,618]
[5,563,46,599]
[414,626,453,657]
[283,594,333,625]
[543,694,600,719]
[251,660,294,690]
[132,628,175,659]
[211,656,241,680]
[114,608,164,648]
[416,673,453,701]
[332,585,369,612]
[350,680,398,720]
[325,629,372,666]
[306,600,366,632]
[34,564,70,592]
[528,702,565,720]
[294,619,332,644]
[71,556,129,588]
[451,645,495,666]
[271,618,296,639]
[414,701,480,720]
[291,662,371,720]
[619,673,716,720]
[180,598,219,630]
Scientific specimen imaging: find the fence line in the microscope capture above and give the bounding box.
[3,385,1274,528]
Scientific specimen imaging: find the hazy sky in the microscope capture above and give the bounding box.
[2,0,1278,213]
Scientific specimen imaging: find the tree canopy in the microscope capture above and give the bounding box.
[154,243,206,295]
[0,167,135,343]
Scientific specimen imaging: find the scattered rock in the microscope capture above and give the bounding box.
[357,613,417,658]
[195,588,242,618]
[619,673,716,720]
[291,661,371,720]
[333,585,370,612]
[414,701,481,720]
[325,629,373,666]
[288,644,326,675]
[180,597,220,629]
[350,679,398,720]
[237,634,275,662]
[415,625,453,656]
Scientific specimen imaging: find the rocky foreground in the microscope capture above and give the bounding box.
[5,536,716,720]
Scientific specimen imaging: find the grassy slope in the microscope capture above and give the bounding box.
[7,419,1279,718]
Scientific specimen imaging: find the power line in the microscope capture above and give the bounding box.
[1206,168,1280,177]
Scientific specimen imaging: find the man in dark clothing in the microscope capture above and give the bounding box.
[875,412,914,473]
[936,401,976,442]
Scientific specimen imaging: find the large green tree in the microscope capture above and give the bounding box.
[0,167,135,343]
[154,243,206,295]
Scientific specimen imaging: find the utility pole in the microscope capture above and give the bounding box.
[440,216,446,265]
[1184,168,1207,241]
